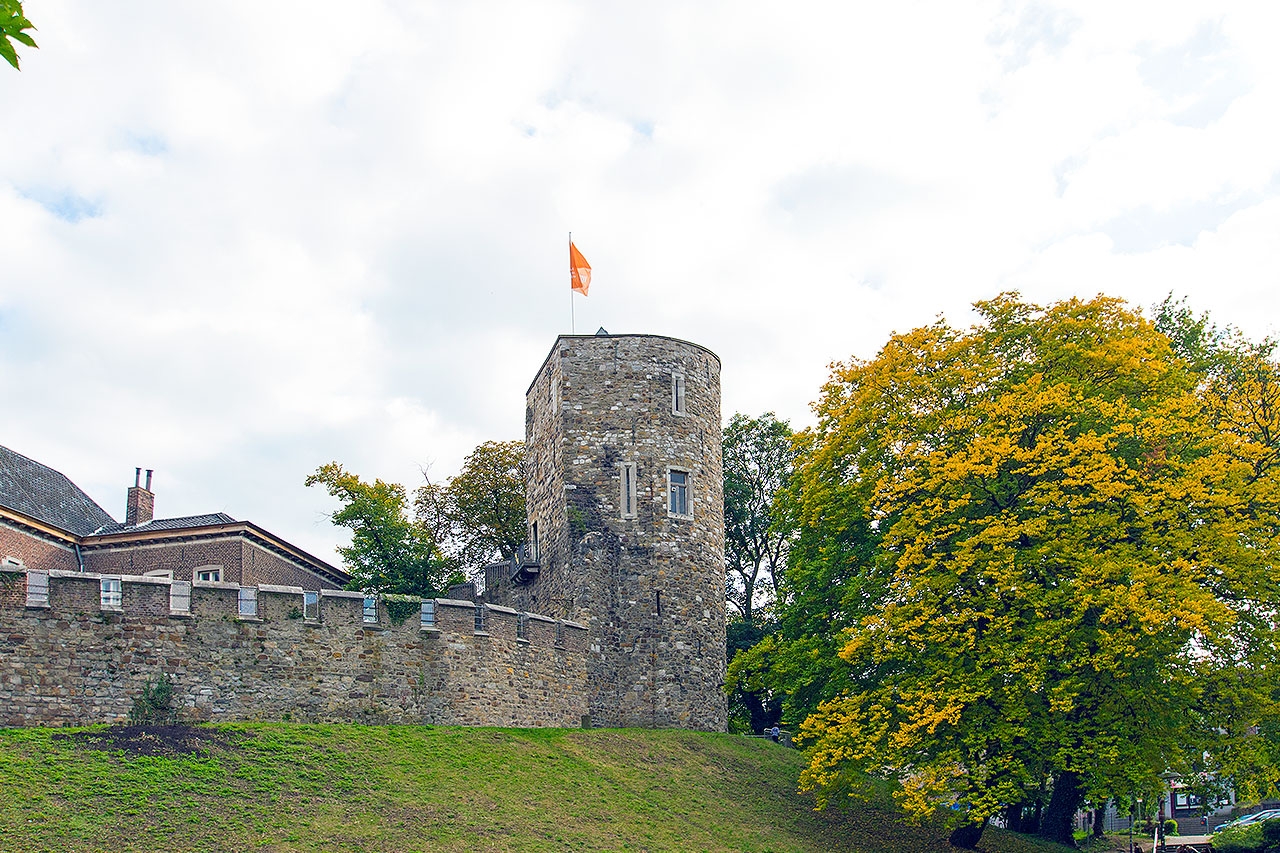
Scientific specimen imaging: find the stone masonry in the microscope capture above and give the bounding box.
[0,567,587,727]
[487,333,727,731]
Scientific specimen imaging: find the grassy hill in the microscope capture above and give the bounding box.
[0,724,1082,853]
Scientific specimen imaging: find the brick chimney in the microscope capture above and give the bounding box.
[125,468,154,526]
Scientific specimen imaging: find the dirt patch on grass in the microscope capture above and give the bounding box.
[51,724,246,757]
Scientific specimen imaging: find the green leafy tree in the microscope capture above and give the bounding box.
[726,618,782,734]
[414,440,526,578]
[723,412,796,623]
[788,294,1280,848]
[725,422,879,733]
[1,0,36,70]
[306,463,459,596]
[722,413,796,734]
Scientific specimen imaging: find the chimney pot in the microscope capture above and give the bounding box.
[125,467,155,527]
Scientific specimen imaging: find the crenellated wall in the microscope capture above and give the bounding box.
[0,567,587,727]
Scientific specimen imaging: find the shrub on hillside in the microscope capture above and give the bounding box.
[1214,822,1264,853]
[1263,817,1280,852]
[128,673,178,725]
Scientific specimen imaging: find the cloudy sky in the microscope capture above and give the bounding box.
[2,1,1277,565]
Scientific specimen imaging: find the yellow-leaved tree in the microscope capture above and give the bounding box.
[791,294,1280,848]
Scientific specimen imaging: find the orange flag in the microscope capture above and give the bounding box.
[570,242,591,296]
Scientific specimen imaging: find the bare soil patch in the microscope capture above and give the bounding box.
[51,724,246,757]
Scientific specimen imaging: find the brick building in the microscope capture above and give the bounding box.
[0,446,347,589]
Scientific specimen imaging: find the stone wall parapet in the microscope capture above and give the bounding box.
[4,568,580,647]
[0,568,588,727]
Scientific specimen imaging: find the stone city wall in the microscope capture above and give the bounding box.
[0,567,587,727]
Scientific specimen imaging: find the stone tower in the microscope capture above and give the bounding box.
[487,332,727,731]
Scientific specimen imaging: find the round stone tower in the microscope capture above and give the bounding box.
[489,332,726,731]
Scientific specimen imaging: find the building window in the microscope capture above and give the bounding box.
[26,571,49,608]
[1174,792,1202,809]
[420,599,436,629]
[531,521,539,563]
[238,587,258,617]
[170,581,192,614]
[303,591,319,620]
[474,603,487,633]
[363,596,378,623]
[100,577,122,609]
[554,621,565,648]
[4,556,25,568]
[517,612,529,641]
[551,376,559,415]
[668,469,690,517]
[671,373,686,415]
[620,462,637,519]
[195,566,221,583]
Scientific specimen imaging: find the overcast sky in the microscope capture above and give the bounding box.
[2,1,1277,566]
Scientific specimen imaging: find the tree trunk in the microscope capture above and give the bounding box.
[948,817,989,849]
[1005,803,1024,833]
[1039,770,1083,847]
[1092,802,1106,837]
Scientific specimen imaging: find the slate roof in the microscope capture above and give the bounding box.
[0,445,118,536]
[93,513,237,535]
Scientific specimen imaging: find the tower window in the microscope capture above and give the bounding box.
[238,587,259,618]
[551,377,559,415]
[304,591,320,621]
[672,373,686,415]
[620,462,637,519]
[668,469,690,517]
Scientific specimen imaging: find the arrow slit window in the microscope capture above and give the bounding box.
[620,462,637,519]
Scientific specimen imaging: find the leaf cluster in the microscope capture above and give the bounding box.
[305,462,458,596]
[414,440,526,578]
[0,0,36,70]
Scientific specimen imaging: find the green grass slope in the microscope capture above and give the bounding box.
[0,725,1079,853]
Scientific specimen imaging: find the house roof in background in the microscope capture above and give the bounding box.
[0,445,117,536]
[93,513,237,535]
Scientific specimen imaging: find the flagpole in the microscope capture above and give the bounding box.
[569,231,575,334]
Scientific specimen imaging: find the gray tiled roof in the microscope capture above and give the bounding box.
[0,445,117,536]
[93,513,237,535]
